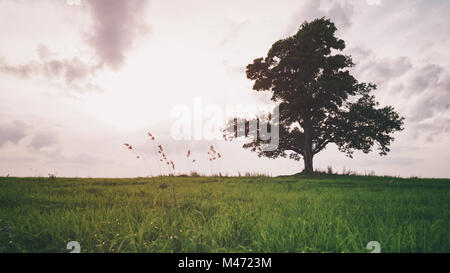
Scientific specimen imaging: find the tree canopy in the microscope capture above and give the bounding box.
[224,17,404,173]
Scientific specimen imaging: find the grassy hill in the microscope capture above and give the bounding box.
[0,174,448,253]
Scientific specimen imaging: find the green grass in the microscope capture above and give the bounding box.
[0,174,448,253]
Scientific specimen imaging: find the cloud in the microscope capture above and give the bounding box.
[348,46,413,85]
[0,118,62,156]
[29,130,58,150]
[412,115,450,142]
[409,64,444,93]
[0,120,27,147]
[36,44,56,60]
[406,66,450,123]
[286,0,356,35]
[347,46,450,141]
[366,57,412,84]
[0,45,100,91]
[327,0,355,29]
[0,0,151,90]
[86,0,151,69]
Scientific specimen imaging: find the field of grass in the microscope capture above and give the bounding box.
[0,174,448,253]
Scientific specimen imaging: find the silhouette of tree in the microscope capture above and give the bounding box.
[224,18,404,173]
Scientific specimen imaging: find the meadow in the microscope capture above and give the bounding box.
[0,174,448,253]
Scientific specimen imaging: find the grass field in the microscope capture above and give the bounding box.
[0,174,448,253]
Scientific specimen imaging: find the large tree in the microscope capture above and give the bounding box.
[224,18,404,173]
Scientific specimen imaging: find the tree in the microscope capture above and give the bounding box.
[223,18,404,173]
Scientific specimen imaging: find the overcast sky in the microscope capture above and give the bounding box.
[0,0,449,178]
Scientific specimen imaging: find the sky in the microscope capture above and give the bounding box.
[0,0,449,178]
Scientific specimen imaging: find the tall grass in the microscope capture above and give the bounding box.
[0,175,448,253]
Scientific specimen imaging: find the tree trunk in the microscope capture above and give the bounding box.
[303,149,314,173]
[303,124,314,173]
